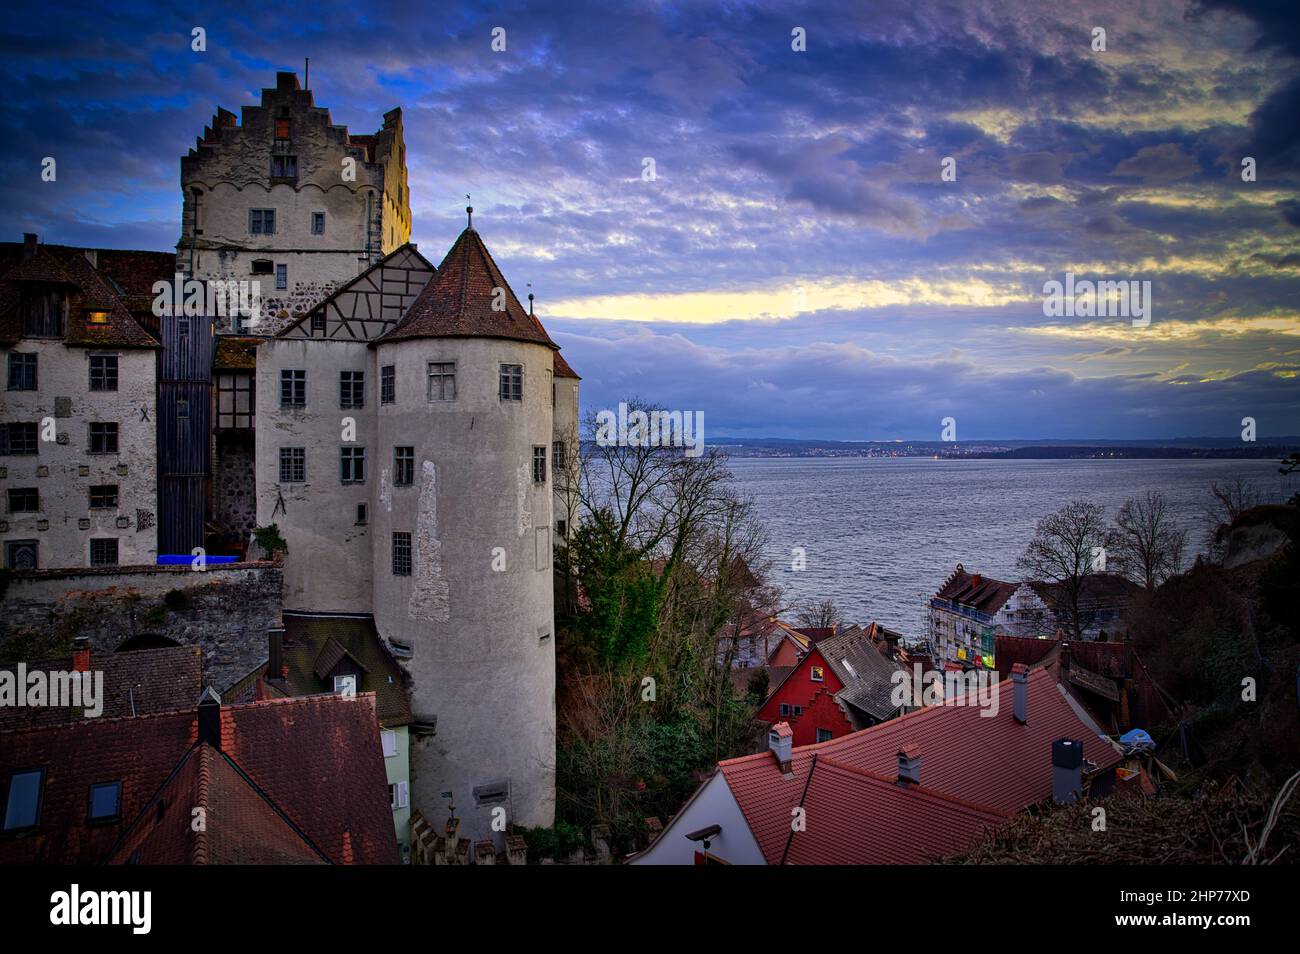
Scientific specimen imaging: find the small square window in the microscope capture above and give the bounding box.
[810,665,824,683]
[88,780,122,822]
[89,422,119,454]
[249,209,276,235]
[356,503,368,525]
[86,310,110,325]
[251,259,274,275]
[90,538,118,567]
[553,441,567,471]
[278,447,305,483]
[312,212,325,235]
[779,703,790,717]
[271,155,298,179]
[498,364,523,402]
[89,354,118,391]
[391,532,412,576]
[340,446,366,484]
[532,445,547,484]
[815,728,833,743]
[793,705,803,717]
[311,312,326,334]
[280,370,306,408]
[381,366,395,404]
[7,353,37,391]
[89,485,118,509]
[334,674,357,697]
[427,362,455,402]
[6,487,38,513]
[0,423,39,456]
[394,446,414,487]
[276,264,288,290]
[4,540,38,570]
[340,370,365,409]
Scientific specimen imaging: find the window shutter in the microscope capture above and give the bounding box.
[397,781,409,809]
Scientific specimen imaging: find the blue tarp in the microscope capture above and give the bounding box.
[156,554,239,565]
[1119,728,1155,750]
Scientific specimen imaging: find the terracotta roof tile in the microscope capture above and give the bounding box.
[0,646,203,730]
[378,228,556,348]
[553,350,580,379]
[0,692,398,865]
[719,667,1122,864]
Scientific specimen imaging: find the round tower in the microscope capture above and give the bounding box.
[370,216,556,840]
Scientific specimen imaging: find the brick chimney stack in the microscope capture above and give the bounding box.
[71,636,91,673]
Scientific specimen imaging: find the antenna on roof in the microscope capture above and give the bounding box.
[465,195,473,230]
[527,282,534,316]
[304,57,309,89]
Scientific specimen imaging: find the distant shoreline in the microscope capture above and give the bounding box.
[708,440,1300,461]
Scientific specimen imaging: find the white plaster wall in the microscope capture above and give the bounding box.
[372,337,556,839]
[629,773,766,865]
[254,337,374,610]
[1,342,157,568]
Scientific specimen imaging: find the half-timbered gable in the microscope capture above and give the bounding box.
[280,244,435,342]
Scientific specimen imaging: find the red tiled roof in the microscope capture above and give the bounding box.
[0,692,398,865]
[719,667,1121,864]
[378,227,556,348]
[104,745,328,865]
[935,567,1018,616]
[782,757,1007,865]
[553,349,580,379]
[994,635,1061,682]
[0,242,162,348]
[0,646,203,730]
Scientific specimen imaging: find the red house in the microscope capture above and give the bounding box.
[757,625,907,746]
[757,644,850,746]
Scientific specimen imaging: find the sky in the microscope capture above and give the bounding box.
[1,0,1298,440]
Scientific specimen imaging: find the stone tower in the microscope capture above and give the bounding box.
[177,71,411,334]
[257,215,568,841]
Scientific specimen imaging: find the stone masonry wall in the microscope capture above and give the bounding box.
[0,561,281,691]
[213,436,257,541]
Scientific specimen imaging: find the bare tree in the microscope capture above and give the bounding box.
[794,598,841,630]
[1017,500,1109,639]
[1110,491,1187,590]
[1203,474,1261,560]
[1208,474,1260,524]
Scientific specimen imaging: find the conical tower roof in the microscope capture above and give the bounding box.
[378,225,556,349]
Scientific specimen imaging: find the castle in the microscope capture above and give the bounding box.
[1,71,577,844]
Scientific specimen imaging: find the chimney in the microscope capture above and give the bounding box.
[1052,738,1084,804]
[83,248,98,269]
[71,636,91,673]
[23,233,37,261]
[197,686,222,750]
[267,623,286,682]
[896,745,921,786]
[1011,663,1029,724]
[768,722,793,774]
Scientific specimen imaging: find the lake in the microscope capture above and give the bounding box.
[726,456,1296,638]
